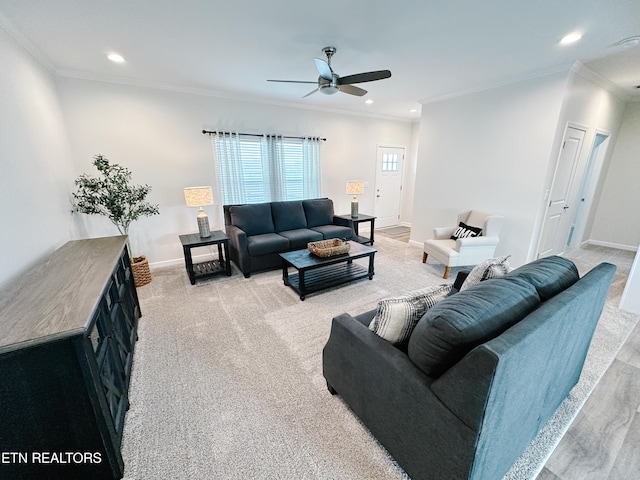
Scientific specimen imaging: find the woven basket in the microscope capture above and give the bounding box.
[307,239,351,258]
[131,256,152,287]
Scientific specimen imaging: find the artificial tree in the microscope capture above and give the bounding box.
[72,154,160,261]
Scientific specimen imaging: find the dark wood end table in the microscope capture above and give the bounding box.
[336,214,376,245]
[280,241,376,300]
[179,231,231,284]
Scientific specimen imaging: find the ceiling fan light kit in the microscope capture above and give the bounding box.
[268,46,391,98]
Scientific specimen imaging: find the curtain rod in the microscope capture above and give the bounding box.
[202,129,326,141]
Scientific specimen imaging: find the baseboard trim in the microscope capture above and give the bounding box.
[583,240,638,252]
[149,252,219,270]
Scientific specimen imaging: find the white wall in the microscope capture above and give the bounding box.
[399,121,420,226]
[590,101,640,249]
[536,66,627,254]
[56,76,415,265]
[411,72,569,267]
[0,28,74,288]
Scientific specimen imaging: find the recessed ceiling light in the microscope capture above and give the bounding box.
[107,53,125,63]
[409,109,418,113]
[617,36,640,48]
[365,99,374,104]
[559,32,582,45]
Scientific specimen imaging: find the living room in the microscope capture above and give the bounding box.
[1,1,639,479]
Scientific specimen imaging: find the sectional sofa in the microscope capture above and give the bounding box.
[323,256,616,480]
[223,198,355,277]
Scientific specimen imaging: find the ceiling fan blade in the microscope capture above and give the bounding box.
[267,79,318,84]
[339,84,367,97]
[302,87,319,98]
[315,58,333,80]
[339,70,392,85]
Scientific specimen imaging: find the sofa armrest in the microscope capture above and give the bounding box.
[323,313,478,479]
[332,215,356,238]
[324,313,426,389]
[225,225,249,273]
[456,235,499,248]
[434,226,455,239]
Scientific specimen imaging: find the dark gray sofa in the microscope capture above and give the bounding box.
[323,256,616,480]
[223,198,354,277]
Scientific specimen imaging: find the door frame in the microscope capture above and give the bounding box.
[536,122,588,258]
[374,144,406,228]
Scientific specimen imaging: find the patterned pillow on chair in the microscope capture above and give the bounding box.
[451,222,483,240]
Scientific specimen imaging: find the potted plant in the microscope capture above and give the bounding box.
[73,154,160,286]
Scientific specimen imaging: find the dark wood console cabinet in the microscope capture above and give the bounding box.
[0,236,141,480]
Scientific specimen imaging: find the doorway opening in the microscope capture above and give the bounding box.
[567,132,610,248]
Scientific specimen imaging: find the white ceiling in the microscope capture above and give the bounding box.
[1,0,639,119]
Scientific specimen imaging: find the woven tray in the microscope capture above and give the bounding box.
[307,239,351,257]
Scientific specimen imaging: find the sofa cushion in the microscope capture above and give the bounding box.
[229,203,275,236]
[408,276,541,377]
[303,198,334,227]
[278,228,323,249]
[271,201,308,232]
[369,284,452,346]
[505,255,579,301]
[246,233,289,256]
[310,224,353,240]
[460,255,511,291]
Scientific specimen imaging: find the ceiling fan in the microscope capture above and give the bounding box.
[268,46,392,98]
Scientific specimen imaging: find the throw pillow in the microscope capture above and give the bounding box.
[451,222,483,240]
[369,284,452,346]
[460,255,511,291]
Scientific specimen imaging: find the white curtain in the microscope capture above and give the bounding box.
[211,131,245,204]
[210,132,322,204]
[265,134,286,201]
[302,137,321,199]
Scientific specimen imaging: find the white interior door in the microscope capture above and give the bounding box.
[374,146,404,229]
[538,126,586,258]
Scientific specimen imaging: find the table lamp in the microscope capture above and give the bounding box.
[346,181,365,218]
[184,186,214,237]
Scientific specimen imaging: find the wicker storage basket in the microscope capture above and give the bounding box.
[131,256,152,287]
[307,239,351,257]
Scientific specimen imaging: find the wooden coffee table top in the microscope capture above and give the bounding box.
[280,241,377,269]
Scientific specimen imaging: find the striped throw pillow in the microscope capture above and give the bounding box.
[369,284,452,345]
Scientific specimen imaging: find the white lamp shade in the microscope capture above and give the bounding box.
[184,186,214,207]
[346,181,365,195]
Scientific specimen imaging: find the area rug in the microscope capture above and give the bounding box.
[121,236,637,479]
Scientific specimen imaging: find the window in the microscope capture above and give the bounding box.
[210,132,322,205]
[382,153,399,172]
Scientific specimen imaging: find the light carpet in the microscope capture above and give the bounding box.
[121,236,638,479]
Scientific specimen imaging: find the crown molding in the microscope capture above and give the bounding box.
[0,11,55,72]
[419,64,573,106]
[55,68,414,123]
[571,61,633,101]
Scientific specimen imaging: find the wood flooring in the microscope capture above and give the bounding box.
[538,246,640,480]
[378,226,640,479]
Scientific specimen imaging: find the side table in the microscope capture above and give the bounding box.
[336,214,376,245]
[179,231,231,284]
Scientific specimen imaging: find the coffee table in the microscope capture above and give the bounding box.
[280,242,377,300]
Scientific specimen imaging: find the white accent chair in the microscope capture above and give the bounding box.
[422,210,504,279]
